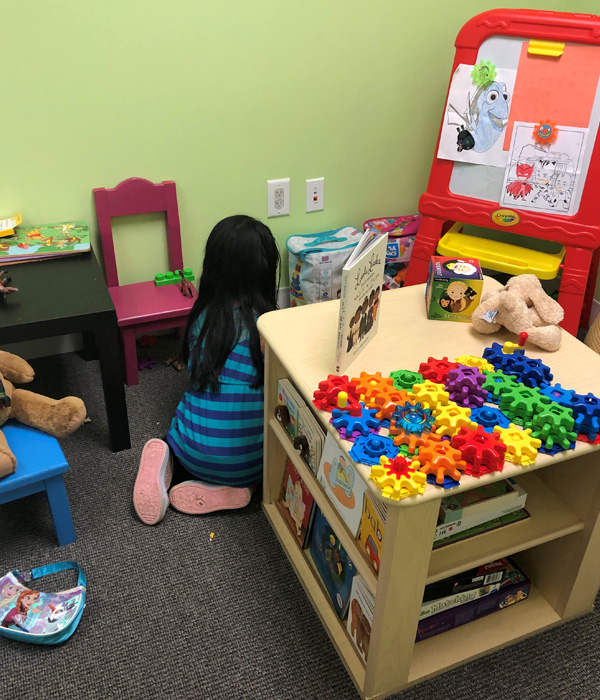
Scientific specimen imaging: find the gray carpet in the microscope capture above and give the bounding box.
[1,339,599,700]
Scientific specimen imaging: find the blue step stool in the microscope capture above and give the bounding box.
[0,421,76,546]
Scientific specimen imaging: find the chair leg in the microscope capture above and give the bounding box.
[45,475,76,546]
[405,215,446,286]
[558,247,594,337]
[122,328,139,386]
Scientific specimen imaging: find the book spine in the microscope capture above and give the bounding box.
[335,268,350,374]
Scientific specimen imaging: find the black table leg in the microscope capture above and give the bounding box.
[95,325,131,452]
[80,331,98,361]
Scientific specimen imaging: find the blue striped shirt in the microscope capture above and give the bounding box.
[166,311,264,487]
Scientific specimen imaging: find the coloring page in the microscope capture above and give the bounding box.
[500,122,588,215]
[437,63,517,167]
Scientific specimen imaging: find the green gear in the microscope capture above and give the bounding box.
[471,60,497,86]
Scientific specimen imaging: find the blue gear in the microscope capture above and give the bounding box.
[426,473,460,489]
[568,392,600,439]
[470,406,510,433]
[391,401,435,436]
[503,356,553,388]
[482,342,525,371]
[539,383,575,407]
[538,441,576,455]
[331,402,380,437]
[349,435,398,466]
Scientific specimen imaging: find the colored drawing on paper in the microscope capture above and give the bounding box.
[500,122,587,215]
[503,43,600,150]
[438,64,516,167]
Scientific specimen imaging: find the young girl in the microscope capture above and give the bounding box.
[133,215,281,525]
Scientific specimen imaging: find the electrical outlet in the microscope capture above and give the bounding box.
[267,178,290,217]
[306,177,324,212]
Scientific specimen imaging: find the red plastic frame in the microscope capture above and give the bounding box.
[405,9,600,335]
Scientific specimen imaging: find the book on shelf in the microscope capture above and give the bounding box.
[347,575,374,664]
[420,578,502,621]
[309,506,355,619]
[279,458,316,548]
[422,559,508,604]
[358,491,386,574]
[416,558,530,642]
[434,479,527,542]
[276,378,305,440]
[335,229,388,374]
[438,478,523,525]
[0,221,90,263]
[316,432,369,538]
[296,406,325,475]
[432,508,530,549]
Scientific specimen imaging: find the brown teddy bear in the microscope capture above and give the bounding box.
[471,274,564,352]
[0,350,87,479]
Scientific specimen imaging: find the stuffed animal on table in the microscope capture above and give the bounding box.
[471,274,564,352]
[0,351,87,479]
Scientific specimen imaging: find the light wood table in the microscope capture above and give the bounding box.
[258,278,600,700]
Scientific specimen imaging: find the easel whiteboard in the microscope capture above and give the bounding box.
[448,36,600,215]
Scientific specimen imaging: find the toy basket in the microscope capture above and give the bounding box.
[286,227,363,307]
[363,216,421,290]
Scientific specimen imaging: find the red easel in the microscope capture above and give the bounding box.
[405,9,600,336]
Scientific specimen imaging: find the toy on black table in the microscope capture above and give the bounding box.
[0,272,17,295]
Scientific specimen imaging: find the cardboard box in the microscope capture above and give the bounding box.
[420,579,501,621]
[434,480,527,542]
[425,255,483,322]
[439,479,522,525]
[422,559,507,603]
[416,559,530,642]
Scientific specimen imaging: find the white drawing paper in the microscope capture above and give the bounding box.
[500,122,588,216]
[437,64,517,168]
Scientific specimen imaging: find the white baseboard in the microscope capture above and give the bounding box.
[278,286,290,309]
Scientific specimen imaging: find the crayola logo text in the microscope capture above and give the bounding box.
[491,209,520,227]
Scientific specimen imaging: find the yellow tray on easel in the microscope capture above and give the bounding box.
[0,213,22,238]
[438,224,565,280]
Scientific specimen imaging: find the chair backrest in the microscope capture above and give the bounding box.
[93,178,184,287]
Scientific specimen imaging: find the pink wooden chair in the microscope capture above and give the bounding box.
[93,177,196,386]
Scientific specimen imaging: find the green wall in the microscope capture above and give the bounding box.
[2,1,597,289]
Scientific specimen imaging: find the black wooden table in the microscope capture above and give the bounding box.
[0,249,130,452]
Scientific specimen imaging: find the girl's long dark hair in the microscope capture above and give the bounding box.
[183,215,281,391]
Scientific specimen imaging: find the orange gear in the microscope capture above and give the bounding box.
[417,438,466,484]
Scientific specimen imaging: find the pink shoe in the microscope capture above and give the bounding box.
[133,439,173,525]
[169,480,251,515]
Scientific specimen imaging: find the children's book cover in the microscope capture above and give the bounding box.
[346,575,375,664]
[0,571,84,636]
[310,507,355,619]
[316,433,368,538]
[279,458,316,548]
[276,378,305,440]
[335,230,388,374]
[359,491,387,574]
[1,222,90,263]
[296,406,325,474]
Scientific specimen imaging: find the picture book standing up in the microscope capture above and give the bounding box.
[335,230,388,374]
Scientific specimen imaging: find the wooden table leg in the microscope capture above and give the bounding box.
[95,325,131,452]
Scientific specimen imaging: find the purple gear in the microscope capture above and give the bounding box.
[445,366,487,408]
[349,435,398,466]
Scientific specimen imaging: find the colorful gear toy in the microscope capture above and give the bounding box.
[470,405,510,433]
[533,120,558,145]
[504,356,553,388]
[371,390,411,422]
[568,391,600,440]
[389,425,431,455]
[445,366,487,408]
[482,343,524,372]
[482,370,521,403]
[454,355,495,373]
[493,424,541,466]
[389,369,423,392]
[539,383,575,407]
[416,437,466,485]
[390,401,435,436]
[418,357,459,384]
[353,371,401,405]
[411,381,450,410]
[471,59,497,85]
[331,402,381,439]
[370,455,427,500]
[451,424,507,477]
[313,374,361,412]
[432,402,473,437]
[349,435,398,466]
[499,385,550,427]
